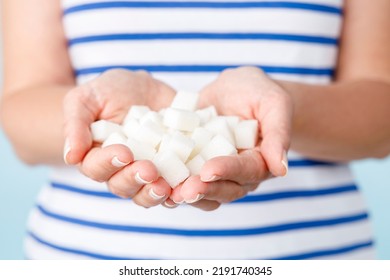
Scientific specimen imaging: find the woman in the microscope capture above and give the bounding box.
[1,0,390,259]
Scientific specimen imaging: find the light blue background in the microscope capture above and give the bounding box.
[0,127,390,259]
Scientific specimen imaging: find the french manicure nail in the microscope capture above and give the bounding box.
[149,188,166,200]
[172,198,185,204]
[185,194,205,204]
[63,138,71,165]
[164,201,178,208]
[111,156,129,168]
[201,175,221,182]
[281,150,289,177]
[135,172,153,185]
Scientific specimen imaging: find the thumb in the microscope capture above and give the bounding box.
[258,94,292,177]
[63,85,100,164]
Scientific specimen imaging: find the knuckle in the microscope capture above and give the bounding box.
[81,166,104,182]
[108,184,131,199]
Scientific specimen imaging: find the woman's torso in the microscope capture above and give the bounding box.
[25,0,375,259]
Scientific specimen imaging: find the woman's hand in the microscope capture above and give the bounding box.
[170,66,293,210]
[63,69,176,207]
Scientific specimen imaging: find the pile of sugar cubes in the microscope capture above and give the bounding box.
[90,91,258,188]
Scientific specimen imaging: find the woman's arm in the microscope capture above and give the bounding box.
[0,0,75,164]
[186,0,390,210]
[282,0,390,161]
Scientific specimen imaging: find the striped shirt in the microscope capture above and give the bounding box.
[25,0,376,259]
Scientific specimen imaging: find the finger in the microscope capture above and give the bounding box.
[257,92,292,177]
[132,178,172,208]
[63,85,100,164]
[107,159,159,198]
[162,198,180,209]
[187,199,221,211]
[180,176,248,204]
[79,144,134,182]
[199,150,269,185]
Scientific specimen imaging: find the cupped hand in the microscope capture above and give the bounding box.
[63,69,176,207]
[170,66,293,211]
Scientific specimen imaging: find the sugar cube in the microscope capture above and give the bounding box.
[163,108,200,132]
[234,120,259,149]
[123,105,150,124]
[200,134,237,161]
[171,91,199,111]
[204,117,235,145]
[196,106,218,125]
[153,151,190,188]
[127,137,156,161]
[186,154,206,176]
[160,131,195,162]
[102,132,128,148]
[122,118,140,139]
[190,127,214,158]
[90,120,122,143]
[133,119,165,148]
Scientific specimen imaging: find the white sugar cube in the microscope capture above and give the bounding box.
[234,120,259,149]
[171,91,199,111]
[157,134,172,153]
[102,132,128,148]
[133,119,164,148]
[127,137,156,161]
[224,116,240,130]
[140,111,163,127]
[90,120,122,143]
[200,135,237,161]
[122,118,140,138]
[153,151,190,188]
[163,108,200,132]
[186,154,205,176]
[190,127,214,158]
[159,131,195,162]
[123,105,150,124]
[204,117,235,145]
[196,106,218,125]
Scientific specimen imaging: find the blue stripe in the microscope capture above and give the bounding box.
[51,181,358,203]
[75,65,334,76]
[289,159,338,167]
[36,204,369,237]
[27,231,150,260]
[68,33,338,46]
[271,240,374,260]
[233,185,358,203]
[27,230,373,260]
[64,1,342,15]
[51,182,120,199]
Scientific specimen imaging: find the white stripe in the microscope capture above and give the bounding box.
[313,247,376,260]
[62,0,343,9]
[75,71,332,89]
[69,41,337,69]
[63,9,341,38]
[257,165,355,193]
[37,184,366,229]
[49,167,108,192]
[27,208,372,259]
[24,236,91,260]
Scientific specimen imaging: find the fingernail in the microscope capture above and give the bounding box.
[164,201,178,208]
[149,188,166,200]
[281,150,289,177]
[135,172,153,185]
[185,194,205,204]
[172,198,185,204]
[201,175,221,182]
[63,138,71,165]
[111,156,129,168]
